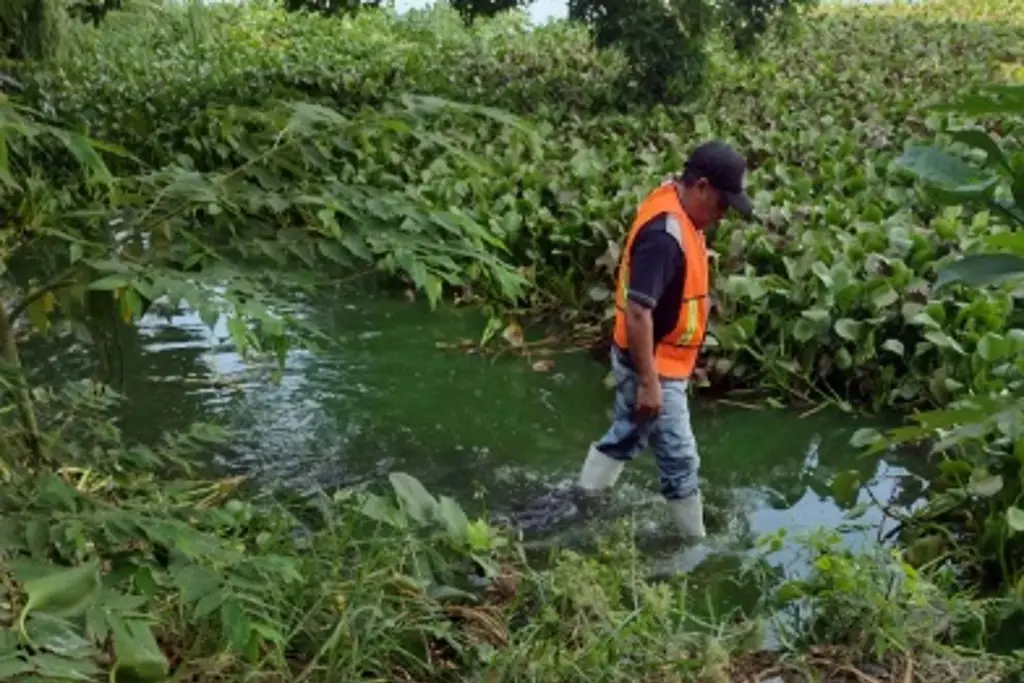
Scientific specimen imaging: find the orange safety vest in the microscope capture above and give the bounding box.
[612,181,710,380]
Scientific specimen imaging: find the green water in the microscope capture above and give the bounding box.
[29,286,931,597]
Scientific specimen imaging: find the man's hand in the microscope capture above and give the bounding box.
[634,376,663,423]
[625,300,662,423]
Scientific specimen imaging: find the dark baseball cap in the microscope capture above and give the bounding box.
[683,141,754,219]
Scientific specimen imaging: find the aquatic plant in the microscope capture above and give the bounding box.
[21,0,1024,412]
[0,0,1023,680]
[850,83,1024,593]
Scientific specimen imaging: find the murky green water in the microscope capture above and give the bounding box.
[28,286,931,604]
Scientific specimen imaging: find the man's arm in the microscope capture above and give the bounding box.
[624,217,683,386]
[625,302,658,387]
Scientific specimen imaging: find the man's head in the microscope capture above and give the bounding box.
[676,141,754,231]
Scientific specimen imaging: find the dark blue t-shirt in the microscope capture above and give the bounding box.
[616,211,686,359]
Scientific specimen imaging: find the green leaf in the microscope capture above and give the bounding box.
[438,495,470,545]
[31,652,101,680]
[24,519,50,557]
[792,318,817,342]
[388,472,439,525]
[109,618,169,683]
[359,493,405,528]
[893,145,1000,198]
[0,656,33,679]
[25,613,95,658]
[1007,507,1024,534]
[935,85,1024,115]
[950,129,1010,173]
[871,287,899,309]
[923,329,965,355]
[193,592,224,619]
[881,339,904,357]
[967,469,1003,498]
[850,428,882,449]
[935,254,1024,290]
[905,535,946,567]
[220,599,250,652]
[51,129,114,186]
[19,560,101,630]
[833,318,862,342]
[88,274,132,291]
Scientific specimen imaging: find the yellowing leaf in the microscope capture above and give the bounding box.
[531,359,555,372]
[502,322,524,347]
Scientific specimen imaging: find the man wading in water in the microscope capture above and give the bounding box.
[575,141,754,541]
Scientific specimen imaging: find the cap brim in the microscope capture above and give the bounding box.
[725,191,754,219]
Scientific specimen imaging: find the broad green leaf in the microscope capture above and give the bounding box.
[438,495,470,545]
[984,231,1024,252]
[88,274,132,291]
[871,287,898,309]
[801,308,830,323]
[935,254,1024,290]
[0,656,33,679]
[905,535,945,567]
[50,129,114,186]
[774,580,806,604]
[221,599,251,652]
[24,519,50,557]
[1006,507,1024,534]
[950,129,1010,172]
[30,652,100,680]
[388,472,438,525]
[19,560,101,629]
[967,469,1003,498]
[833,318,862,342]
[25,613,96,658]
[893,145,1000,197]
[923,330,965,355]
[792,318,816,342]
[850,428,882,449]
[934,85,1024,115]
[359,493,405,528]
[110,618,169,683]
[881,339,904,357]
[975,333,1010,362]
[193,592,224,619]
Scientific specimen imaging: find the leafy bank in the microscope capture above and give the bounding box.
[0,0,1023,681]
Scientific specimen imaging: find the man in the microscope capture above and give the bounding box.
[575,140,754,541]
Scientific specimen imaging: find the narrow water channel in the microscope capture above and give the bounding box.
[27,286,931,605]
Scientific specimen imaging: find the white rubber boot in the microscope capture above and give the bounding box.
[667,492,707,541]
[577,446,625,492]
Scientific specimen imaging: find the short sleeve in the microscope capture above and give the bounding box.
[626,214,684,309]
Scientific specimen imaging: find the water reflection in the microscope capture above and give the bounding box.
[26,289,931,585]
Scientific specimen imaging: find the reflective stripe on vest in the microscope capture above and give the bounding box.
[611,182,710,379]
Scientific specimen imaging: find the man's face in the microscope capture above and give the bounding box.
[689,178,729,231]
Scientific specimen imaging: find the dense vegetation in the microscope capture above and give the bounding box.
[1,0,1024,681]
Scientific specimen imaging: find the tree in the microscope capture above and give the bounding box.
[568,0,816,105]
